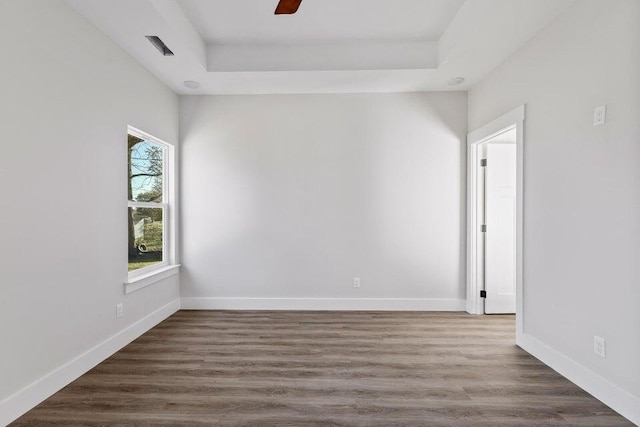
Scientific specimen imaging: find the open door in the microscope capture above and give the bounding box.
[483,141,517,314]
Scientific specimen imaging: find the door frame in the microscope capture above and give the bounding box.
[466,105,525,337]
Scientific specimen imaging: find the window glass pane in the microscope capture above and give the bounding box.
[128,134,164,202]
[128,207,163,272]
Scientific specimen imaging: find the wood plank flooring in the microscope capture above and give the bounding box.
[12,311,632,426]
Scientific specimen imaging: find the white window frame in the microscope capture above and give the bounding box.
[124,126,179,294]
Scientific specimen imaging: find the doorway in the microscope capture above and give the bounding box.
[466,106,525,336]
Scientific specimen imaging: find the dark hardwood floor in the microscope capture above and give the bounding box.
[12,311,632,426]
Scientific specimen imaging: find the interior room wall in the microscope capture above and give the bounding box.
[179,92,468,309]
[0,0,180,422]
[468,0,640,421]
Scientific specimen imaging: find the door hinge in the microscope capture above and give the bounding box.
[481,224,487,233]
[480,290,487,298]
[480,159,487,167]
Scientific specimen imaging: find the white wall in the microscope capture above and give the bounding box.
[180,92,468,309]
[469,0,640,421]
[207,40,438,72]
[0,0,180,422]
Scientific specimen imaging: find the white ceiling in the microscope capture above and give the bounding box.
[176,0,466,43]
[65,0,575,95]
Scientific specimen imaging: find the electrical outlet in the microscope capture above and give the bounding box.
[116,303,124,318]
[353,277,361,288]
[593,105,606,126]
[594,336,606,358]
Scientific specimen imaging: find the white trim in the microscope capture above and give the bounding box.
[466,136,483,315]
[0,299,180,426]
[127,125,179,282]
[128,201,167,209]
[466,105,525,341]
[180,297,466,311]
[127,126,172,147]
[518,333,640,425]
[124,264,181,294]
[468,105,525,142]
[127,259,170,279]
[168,128,179,265]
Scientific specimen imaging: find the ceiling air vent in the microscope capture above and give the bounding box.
[145,36,174,56]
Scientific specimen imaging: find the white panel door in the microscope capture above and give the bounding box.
[484,143,517,314]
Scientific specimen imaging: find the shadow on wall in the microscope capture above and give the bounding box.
[179,92,468,299]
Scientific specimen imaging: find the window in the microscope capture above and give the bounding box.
[127,127,175,282]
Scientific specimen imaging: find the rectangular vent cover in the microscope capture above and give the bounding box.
[145,36,174,56]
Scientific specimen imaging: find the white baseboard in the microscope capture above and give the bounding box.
[180,297,466,311]
[518,333,640,426]
[0,299,180,426]
[5,301,635,425]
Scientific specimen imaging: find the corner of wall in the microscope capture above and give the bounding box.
[0,299,180,426]
[518,333,640,425]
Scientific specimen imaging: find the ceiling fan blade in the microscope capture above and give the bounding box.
[275,0,302,15]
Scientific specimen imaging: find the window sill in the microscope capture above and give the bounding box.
[124,264,180,295]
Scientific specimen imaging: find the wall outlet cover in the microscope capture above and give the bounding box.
[594,336,606,358]
[593,105,606,126]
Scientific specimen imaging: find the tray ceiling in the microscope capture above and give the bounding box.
[65,0,575,94]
